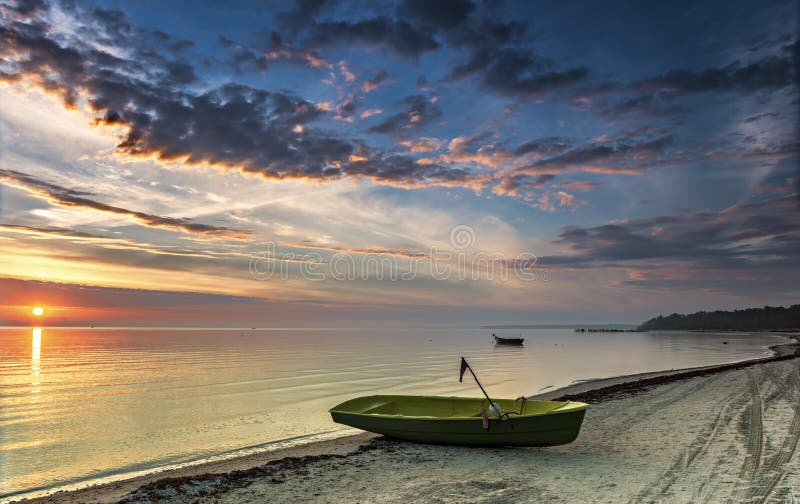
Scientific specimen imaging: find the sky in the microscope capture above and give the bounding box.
[0,0,798,326]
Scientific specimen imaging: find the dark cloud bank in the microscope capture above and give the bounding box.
[2,0,797,195]
[540,194,800,295]
[0,0,474,188]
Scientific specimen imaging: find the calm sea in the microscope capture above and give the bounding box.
[0,326,789,500]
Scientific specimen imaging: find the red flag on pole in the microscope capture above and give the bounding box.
[459,357,468,382]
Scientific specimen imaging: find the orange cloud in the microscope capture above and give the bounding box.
[338,60,356,82]
[420,135,514,168]
[399,137,443,153]
[553,180,600,191]
[360,108,383,118]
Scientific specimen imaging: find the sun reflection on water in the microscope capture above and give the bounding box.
[32,327,41,392]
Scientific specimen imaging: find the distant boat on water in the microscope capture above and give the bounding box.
[493,333,524,345]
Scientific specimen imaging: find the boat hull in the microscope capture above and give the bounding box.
[494,336,524,345]
[330,395,587,446]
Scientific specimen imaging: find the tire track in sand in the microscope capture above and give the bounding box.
[619,375,722,433]
[739,369,765,481]
[585,378,712,427]
[630,384,747,504]
[747,365,800,503]
[691,386,755,503]
[723,369,765,504]
[761,364,795,407]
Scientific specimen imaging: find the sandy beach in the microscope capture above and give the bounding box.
[15,336,800,504]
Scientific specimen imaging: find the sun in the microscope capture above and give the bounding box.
[32,306,44,317]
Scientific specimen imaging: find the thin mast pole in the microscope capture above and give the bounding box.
[466,362,495,410]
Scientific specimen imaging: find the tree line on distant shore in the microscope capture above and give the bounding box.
[638,305,800,331]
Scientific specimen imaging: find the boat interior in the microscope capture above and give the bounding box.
[331,395,585,418]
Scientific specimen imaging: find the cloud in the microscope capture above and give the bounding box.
[0,5,481,191]
[445,17,525,51]
[554,190,585,210]
[491,177,586,212]
[333,94,357,122]
[398,137,443,153]
[448,46,588,98]
[531,193,555,212]
[303,17,439,57]
[1,223,112,241]
[162,60,197,85]
[513,137,571,157]
[345,154,479,189]
[595,41,800,119]
[419,133,513,168]
[583,39,800,121]
[540,194,800,294]
[416,76,431,91]
[755,176,799,195]
[553,180,600,191]
[362,70,393,92]
[1,0,47,19]
[414,132,660,199]
[599,93,682,118]
[274,0,330,35]
[360,108,383,118]
[514,136,674,176]
[398,0,475,30]
[367,94,442,134]
[492,174,555,197]
[707,141,800,161]
[276,0,445,58]
[274,0,583,102]
[286,241,427,259]
[481,51,589,98]
[634,49,798,95]
[0,170,252,239]
[0,224,246,258]
[219,32,330,74]
[333,60,354,82]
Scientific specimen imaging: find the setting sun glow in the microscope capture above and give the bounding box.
[32,306,44,317]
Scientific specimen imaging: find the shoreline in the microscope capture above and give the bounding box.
[535,335,799,403]
[12,334,800,503]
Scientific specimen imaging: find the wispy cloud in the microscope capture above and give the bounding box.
[513,136,673,176]
[360,108,383,118]
[0,170,252,239]
[286,241,427,259]
[0,224,252,258]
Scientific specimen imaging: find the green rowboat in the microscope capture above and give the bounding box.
[329,395,587,446]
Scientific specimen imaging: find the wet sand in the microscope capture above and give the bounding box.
[15,337,800,503]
